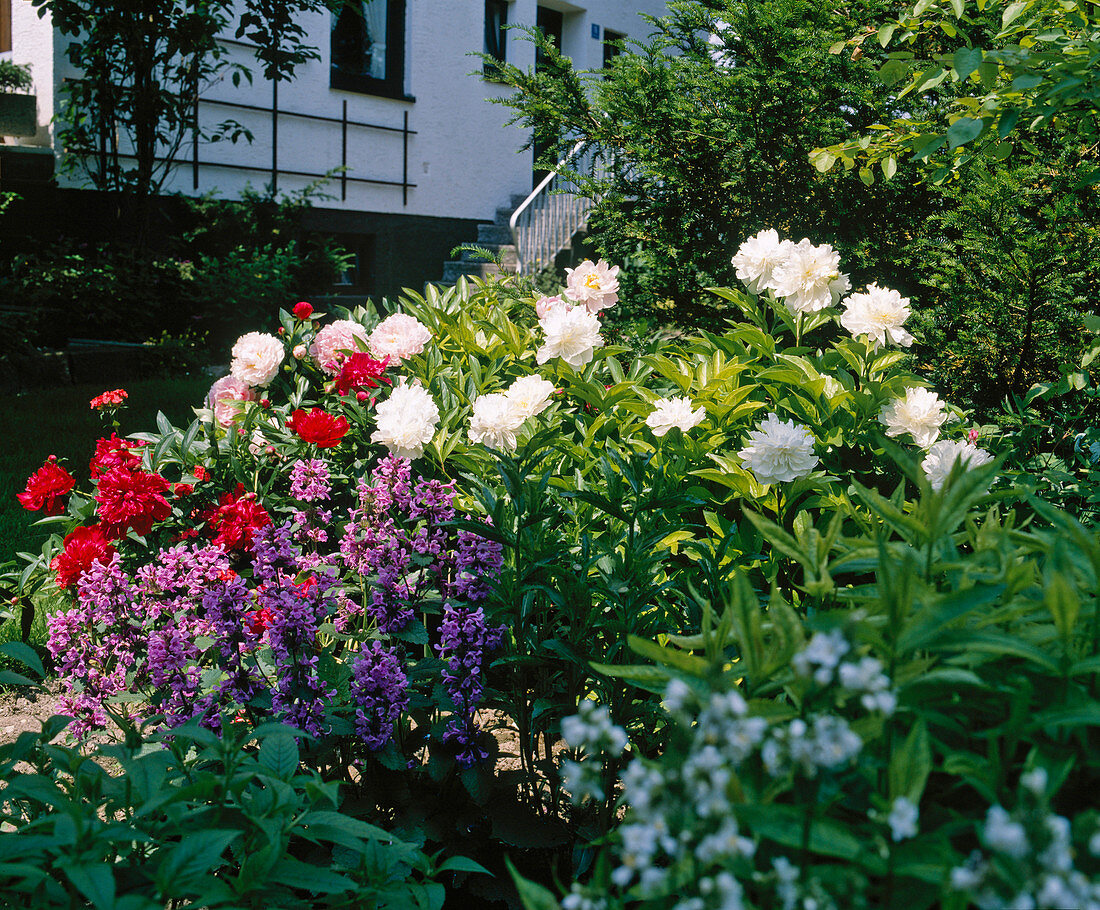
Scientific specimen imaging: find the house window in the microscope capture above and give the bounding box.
[1,0,11,54]
[483,0,508,79]
[331,0,408,99]
[603,29,624,69]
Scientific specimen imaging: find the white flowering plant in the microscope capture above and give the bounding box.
[511,467,1100,908]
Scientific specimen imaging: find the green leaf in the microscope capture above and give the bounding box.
[881,155,897,179]
[736,804,865,863]
[953,46,983,81]
[436,855,492,876]
[60,863,116,910]
[627,635,709,676]
[506,858,561,910]
[258,732,299,779]
[267,856,358,894]
[157,830,238,890]
[1001,0,1028,29]
[889,720,931,802]
[877,23,896,47]
[897,584,1006,652]
[946,117,984,149]
[0,642,44,678]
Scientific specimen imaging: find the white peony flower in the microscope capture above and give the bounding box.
[310,319,369,375]
[371,380,439,459]
[468,393,525,451]
[769,238,851,315]
[206,375,257,427]
[229,332,284,387]
[737,412,819,485]
[840,283,914,348]
[504,374,556,419]
[921,439,994,490]
[368,313,432,364]
[564,259,620,313]
[879,387,948,448]
[646,396,706,437]
[536,303,605,369]
[731,229,794,295]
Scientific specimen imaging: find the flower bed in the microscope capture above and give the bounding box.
[4,237,1099,909]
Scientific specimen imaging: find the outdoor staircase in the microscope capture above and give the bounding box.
[436,141,607,286]
[437,194,526,285]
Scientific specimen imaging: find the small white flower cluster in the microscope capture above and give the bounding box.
[762,714,863,779]
[949,771,1100,910]
[732,230,850,315]
[792,629,897,715]
[737,412,820,486]
[887,796,920,843]
[467,374,556,452]
[560,700,629,804]
[773,856,838,910]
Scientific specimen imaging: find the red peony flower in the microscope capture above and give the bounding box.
[246,605,276,635]
[17,458,75,515]
[288,408,349,448]
[172,483,194,498]
[192,465,209,482]
[89,388,128,411]
[204,486,271,551]
[51,525,115,588]
[334,352,391,397]
[89,434,145,478]
[293,301,314,320]
[94,467,172,539]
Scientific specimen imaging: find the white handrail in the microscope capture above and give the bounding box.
[508,140,607,276]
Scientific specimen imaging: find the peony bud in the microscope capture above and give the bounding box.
[260,398,270,408]
[356,390,369,402]
[278,326,285,335]
[293,344,307,359]
[293,301,314,320]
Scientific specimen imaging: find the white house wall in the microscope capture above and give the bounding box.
[5,0,54,147]
[11,0,667,223]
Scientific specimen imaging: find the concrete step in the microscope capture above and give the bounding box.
[460,242,517,267]
[477,222,513,245]
[441,259,504,283]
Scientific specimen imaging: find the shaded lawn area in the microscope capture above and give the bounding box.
[0,377,211,567]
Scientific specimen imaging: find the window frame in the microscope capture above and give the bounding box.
[1,0,12,55]
[483,0,508,81]
[330,0,412,102]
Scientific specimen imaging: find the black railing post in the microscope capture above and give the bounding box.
[271,78,279,191]
[402,110,409,207]
[341,99,348,201]
[192,92,199,190]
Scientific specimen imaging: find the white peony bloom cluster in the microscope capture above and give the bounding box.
[504,374,556,419]
[769,238,851,315]
[921,439,994,491]
[564,259,620,313]
[646,396,706,437]
[370,380,439,459]
[732,230,851,315]
[367,312,432,364]
[468,393,525,452]
[206,375,257,427]
[731,228,790,295]
[536,302,604,369]
[229,331,284,387]
[879,387,948,448]
[467,375,556,452]
[839,283,914,349]
[310,319,369,375]
[737,412,819,485]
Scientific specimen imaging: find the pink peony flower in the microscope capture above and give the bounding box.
[535,295,567,320]
[310,319,370,376]
[368,313,432,364]
[206,376,257,428]
[564,259,620,313]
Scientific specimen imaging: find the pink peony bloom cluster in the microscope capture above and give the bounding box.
[206,375,257,428]
[368,313,432,364]
[310,319,370,375]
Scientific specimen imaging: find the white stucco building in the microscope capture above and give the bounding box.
[1,0,667,295]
